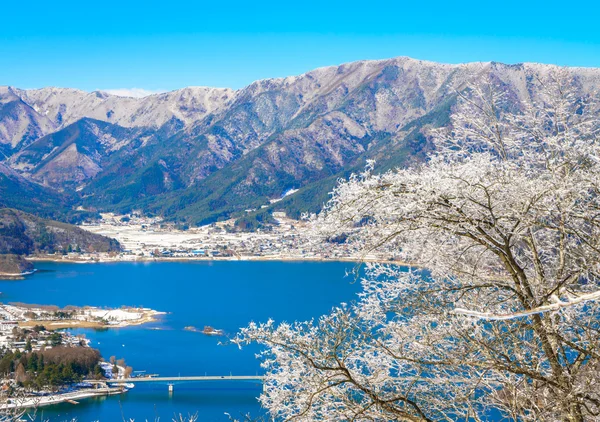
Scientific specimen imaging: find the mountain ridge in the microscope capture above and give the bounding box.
[2,57,600,226]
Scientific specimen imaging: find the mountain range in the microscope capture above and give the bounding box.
[2,57,600,227]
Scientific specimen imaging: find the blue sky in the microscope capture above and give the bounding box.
[1,0,599,93]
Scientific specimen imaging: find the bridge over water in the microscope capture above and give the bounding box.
[84,375,265,391]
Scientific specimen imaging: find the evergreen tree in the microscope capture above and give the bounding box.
[27,353,38,372]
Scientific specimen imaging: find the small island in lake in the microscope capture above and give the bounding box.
[184,326,225,336]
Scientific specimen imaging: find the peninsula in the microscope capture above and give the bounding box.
[0,255,34,280]
[0,302,163,412]
[0,303,164,331]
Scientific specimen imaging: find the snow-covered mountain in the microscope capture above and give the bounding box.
[16,85,236,130]
[2,57,600,225]
[0,87,57,156]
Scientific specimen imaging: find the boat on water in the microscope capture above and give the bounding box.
[107,382,135,391]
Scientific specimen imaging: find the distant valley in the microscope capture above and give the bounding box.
[2,57,600,227]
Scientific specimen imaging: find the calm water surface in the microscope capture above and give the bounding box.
[0,261,362,421]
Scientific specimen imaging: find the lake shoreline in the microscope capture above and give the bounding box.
[0,270,35,280]
[26,254,411,267]
[2,385,128,410]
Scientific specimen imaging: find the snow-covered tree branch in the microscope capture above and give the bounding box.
[234,68,600,421]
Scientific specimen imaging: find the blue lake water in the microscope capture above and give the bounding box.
[0,261,363,421]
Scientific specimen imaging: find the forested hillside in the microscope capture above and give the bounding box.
[0,208,120,256]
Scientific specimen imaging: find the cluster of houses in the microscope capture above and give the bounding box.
[0,305,89,352]
[75,211,394,262]
[0,320,80,352]
[143,218,368,260]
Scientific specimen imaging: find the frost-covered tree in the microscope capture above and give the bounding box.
[234,70,600,421]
